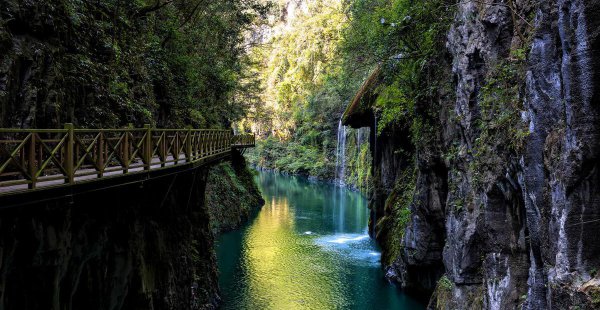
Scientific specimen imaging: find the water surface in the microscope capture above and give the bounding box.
[216,171,424,309]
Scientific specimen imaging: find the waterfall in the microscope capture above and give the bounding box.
[335,119,348,186]
[371,114,378,236]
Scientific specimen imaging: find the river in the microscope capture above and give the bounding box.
[216,170,424,309]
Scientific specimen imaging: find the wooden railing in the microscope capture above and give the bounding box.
[0,124,254,191]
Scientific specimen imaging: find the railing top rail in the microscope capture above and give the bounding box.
[0,129,69,133]
[73,128,148,133]
[0,127,243,133]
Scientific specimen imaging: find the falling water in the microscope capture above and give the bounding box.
[371,114,378,236]
[356,128,362,189]
[335,119,348,186]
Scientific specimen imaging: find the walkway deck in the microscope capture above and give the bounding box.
[0,125,254,201]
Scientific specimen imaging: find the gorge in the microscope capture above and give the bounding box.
[1,0,600,309]
[249,0,600,309]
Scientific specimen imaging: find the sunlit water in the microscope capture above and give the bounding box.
[216,170,424,309]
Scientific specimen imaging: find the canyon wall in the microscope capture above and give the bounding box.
[0,168,219,310]
[0,151,264,310]
[0,2,265,307]
[206,151,265,235]
[346,0,600,309]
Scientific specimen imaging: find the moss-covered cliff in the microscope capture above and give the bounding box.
[206,150,264,235]
[343,0,600,309]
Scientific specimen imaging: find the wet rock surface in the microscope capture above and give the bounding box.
[0,168,220,310]
[348,0,600,309]
[206,150,265,235]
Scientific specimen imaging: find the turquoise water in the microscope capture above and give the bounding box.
[216,170,424,310]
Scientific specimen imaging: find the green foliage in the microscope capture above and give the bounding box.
[438,275,453,291]
[244,0,372,190]
[470,49,529,189]
[434,275,454,310]
[379,165,416,265]
[341,0,453,134]
[245,0,452,193]
[591,288,600,307]
[206,158,264,234]
[247,0,348,138]
[247,136,332,178]
[346,137,373,192]
[0,0,269,128]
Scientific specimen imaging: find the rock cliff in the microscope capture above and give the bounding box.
[345,0,600,309]
[0,168,220,309]
[0,2,266,307]
[206,150,265,235]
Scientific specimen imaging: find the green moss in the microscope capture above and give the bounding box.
[434,275,454,309]
[205,156,264,234]
[439,275,453,291]
[379,165,416,265]
[590,287,600,307]
[468,53,530,189]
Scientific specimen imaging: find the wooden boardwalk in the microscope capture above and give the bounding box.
[0,125,254,198]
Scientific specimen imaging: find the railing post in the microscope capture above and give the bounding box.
[28,134,36,189]
[123,124,131,173]
[200,131,205,157]
[97,132,104,178]
[144,124,152,170]
[161,131,166,167]
[206,131,210,155]
[217,131,223,153]
[64,123,74,183]
[225,132,229,150]
[174,132,179,164]
[186,129,192,162]
[221,132,225,151]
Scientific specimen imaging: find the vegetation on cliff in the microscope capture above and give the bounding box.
[243,0,450,190]
[240,0,372,190]
[206,151,264,234]
[0,1,270,308]
[0,0,269,128]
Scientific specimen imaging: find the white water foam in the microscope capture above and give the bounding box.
[314,233,380,266]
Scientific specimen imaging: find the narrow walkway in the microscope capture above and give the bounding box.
[0,125,254,196]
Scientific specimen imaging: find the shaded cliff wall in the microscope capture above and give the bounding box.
[206,150,264,235]
[353,0,600,309]
[0,168,220,310]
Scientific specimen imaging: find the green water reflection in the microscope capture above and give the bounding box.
[216,170,424,310]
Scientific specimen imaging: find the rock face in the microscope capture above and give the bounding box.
[206,150,265,235]
[522,0,600,308]
[0,153,264,310]
[0,168,220,310]
[348,0,600,309]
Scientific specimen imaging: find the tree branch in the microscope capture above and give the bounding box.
[133,0,175,18]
